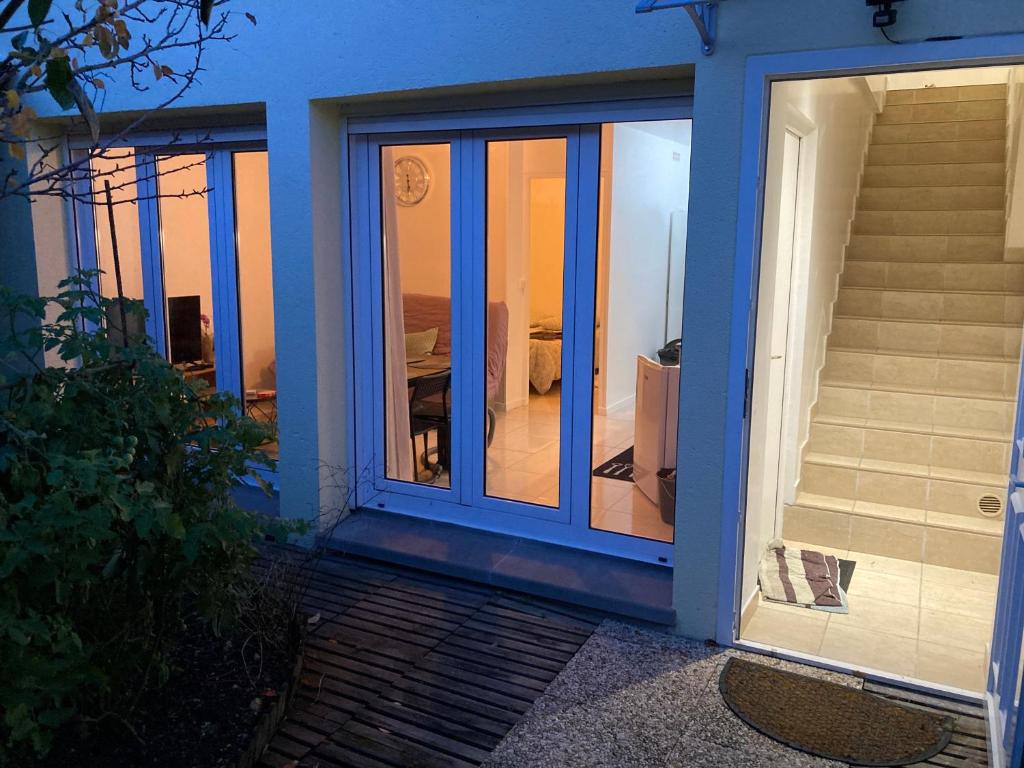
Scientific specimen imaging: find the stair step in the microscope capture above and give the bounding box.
[830,317,1021,360]
[816,383,1015,436]
[863,162,1004,188]
[813,412,1011,444]
[868,139,1004,166]
[846,234,1005,263]
[872,119,1005,145]
[788,495,1003,537]
[824,332,1020,394]
[804,452,1004,487]
[878,99,1006,126]
[837,287,1024,325]
[858,185,1005,211]
[887,84,1007,106]
[841,261,1024,292]
[808,420,1009,475]
[853,210,1004,236]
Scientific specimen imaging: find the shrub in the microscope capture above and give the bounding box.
[0,272,296,760]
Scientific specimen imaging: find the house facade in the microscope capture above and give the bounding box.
[8,1,1024,764]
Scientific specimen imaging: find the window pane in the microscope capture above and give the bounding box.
[90,148,145,342]
[589,120,690,542]
[234,151,278,459]
[381,144,452,487]
[156,154,216,390]
[485,138,567,507]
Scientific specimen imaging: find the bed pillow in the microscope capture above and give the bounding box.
[534,314,562,332]
[405,327,439,357]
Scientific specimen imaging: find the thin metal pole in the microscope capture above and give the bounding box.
[103,180,129,347]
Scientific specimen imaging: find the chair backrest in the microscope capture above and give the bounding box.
[409,370,451,408]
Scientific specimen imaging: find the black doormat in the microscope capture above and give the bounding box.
[592,446,634,482]
[719,658,954,766]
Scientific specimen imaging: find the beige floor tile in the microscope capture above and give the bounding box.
[846,568,920,607]
[828,594,920,639]
[920,581,997,622]
[818,624,917,677]
[845,550,922,579]
[919,607,993,653]
[784,540,850,559]
[741,606,828,655]
[916,640,987,691]
[922,563,998,592]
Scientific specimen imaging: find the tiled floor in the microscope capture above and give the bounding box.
[485,386,673,543]
[741,540,997,691]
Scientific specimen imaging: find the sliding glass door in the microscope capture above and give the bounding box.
[349,107,691,562]
[74,143,279,458]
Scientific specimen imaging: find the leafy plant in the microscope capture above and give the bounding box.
[0,271,297,760]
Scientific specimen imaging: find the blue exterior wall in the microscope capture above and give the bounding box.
[9,0,1024,640]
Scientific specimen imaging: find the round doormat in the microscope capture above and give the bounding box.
[718,658,954,766]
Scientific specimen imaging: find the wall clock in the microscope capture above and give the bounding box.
[394,156,430,206]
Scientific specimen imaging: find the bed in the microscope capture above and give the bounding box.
[529,316,562,395]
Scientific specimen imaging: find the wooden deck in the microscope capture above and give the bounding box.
[863,681,990,768]
[257,553,600,768]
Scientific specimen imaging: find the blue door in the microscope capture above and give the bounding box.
[988,359,1024,767]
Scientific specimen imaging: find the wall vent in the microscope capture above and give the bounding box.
[978,493,1003,518]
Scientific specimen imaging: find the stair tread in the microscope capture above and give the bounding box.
[814,413,1010,443]
[819,378,1014,402]
[828,345,1018,364]
[834,314,1023,328]
[804,452,1004,487]
[791,493,1003,536]
[839,286,1023,296]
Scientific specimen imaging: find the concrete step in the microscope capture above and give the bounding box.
[859,185,1005,211]
[878,99,1005,126]
[836,286,1024,324]
[886,84,1007,106]
[868,139,1004,166]
[853,209,1004,236]
[829,316,1022,360]
[872,119,1005,145]
[845,234,1005,263]
[863,162,1004,188]
[821,348,1017,400]
[841,260,1024,292]
[815,383,1015,437]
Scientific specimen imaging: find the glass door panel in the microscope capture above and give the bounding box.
[587,120,690,543]
[380,143,453,488]
[155,154,216,390]
[484,138,567,508]
[233,151,278,458]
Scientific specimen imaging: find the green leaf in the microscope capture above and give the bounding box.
[45,58,75,111]
[11,31,28,49]
[28,0,52,27]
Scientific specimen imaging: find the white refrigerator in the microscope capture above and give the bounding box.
[633,355,680,504]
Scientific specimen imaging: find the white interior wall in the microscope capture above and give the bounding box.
[885,66,1010,91]
[156,156,214,357]
[235,151,277,390]
[393,144,451,299]
[90,149,144,301]
[741,76,878,608]
[599,121,690,415]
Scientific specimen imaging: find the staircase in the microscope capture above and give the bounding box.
[783,83,1019,575]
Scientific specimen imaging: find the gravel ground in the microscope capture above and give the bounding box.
[481,620,856,768]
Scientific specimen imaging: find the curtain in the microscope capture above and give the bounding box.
[381,147,414,481]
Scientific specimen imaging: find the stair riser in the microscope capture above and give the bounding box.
[816,385,1015,435]
[887,85,1007,105]
[863,163,1004,187]
[823,350,1016,399]
[782,506,1000,573]
[837,288,1024,325]
[809,422,1010,476]
[830,318,1022,360]
[872,119,1005,145]
[859,186,1004,211]
[854,210,1004,236]
[846,235,1005,263]
[800,463,1001,521]
[878,99,1006,125]
[868,139,1004,166]
[842,261,1024,292]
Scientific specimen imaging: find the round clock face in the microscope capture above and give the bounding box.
[394,156,430,206]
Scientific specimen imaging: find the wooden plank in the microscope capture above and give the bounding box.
[345,602,463,636]
[365,699,501,751]
[431,643,559,684]
[338,719,479,768]
[405,668,534,714]
[461,617,582,654]
[380,688,512,739]
[452,626,577,662]
[278,721,327,749]
[863,682,985,719]
[265,733,309,760]
[306,635,412,675]
[488,594,601,629]
[306,641,405,684]
[257,748,300,768]
[423,650,550,692]
[312,740,399,768]
[352,709,493,764]
[469,610,593,645]
[302,656,394,697]
[443,634,567,673]
[478,602,597,637]
[360,591,478,623]
[415,656,545,701]
[390,677,523,727]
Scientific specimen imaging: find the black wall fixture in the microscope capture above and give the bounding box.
[866,0,905,29]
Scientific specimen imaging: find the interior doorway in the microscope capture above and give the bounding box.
[738,64,1024,693]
